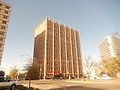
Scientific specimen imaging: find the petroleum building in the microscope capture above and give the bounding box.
[33,18,83,79]
[0,1,11,65]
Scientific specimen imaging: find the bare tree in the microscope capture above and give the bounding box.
[83,56,101,77]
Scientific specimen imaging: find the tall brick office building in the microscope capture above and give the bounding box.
[0,1,11,65]
[33,18,83,79]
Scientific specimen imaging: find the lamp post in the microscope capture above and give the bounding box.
[18,54,31,80]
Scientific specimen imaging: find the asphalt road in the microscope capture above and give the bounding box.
[18,79,120,90]
[60,79,120,90]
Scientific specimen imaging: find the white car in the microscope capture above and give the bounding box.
[0,77,17,90]
[100,76,112,80]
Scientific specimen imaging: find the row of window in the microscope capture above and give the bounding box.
[54,54,59,57]
[0,26,6,29]
[0,44,3,48]
[54,62,59,65]
[47,23,53,26]
[54,41,59,44]
[2,20,7,24]
[47,58,79,63]
[54,33,59,36]
[47,62,52,65]
[47,53,52,56]
[47,27,52,31]
[54,49,59,53]
[47,23,68,31]
[47,48,52,51]
[48,27,72,32]
[47,67,52,71]
[47,23,77,33]
[54,25,59,29]
[47,57,52,60]
[48,27,61,33]
[0,38,4,41]
[47,35,52,38]
[47,39,52,43]
[0,3,10,9]
[0,50,3,54]
[0,14,8,19]
[0,32,4,35]
[47,47,75,53]
[47,43,52,47]
[0,9,9,14]
[47,39,71,44]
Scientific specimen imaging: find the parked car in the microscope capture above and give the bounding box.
[100,76,112,80]
[0,76,17,90]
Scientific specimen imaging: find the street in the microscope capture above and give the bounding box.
[17,79,120,90]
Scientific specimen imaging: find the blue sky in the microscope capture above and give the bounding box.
[1,0,120,73]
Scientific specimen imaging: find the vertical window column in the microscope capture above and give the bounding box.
[59,25,62,73]
[70,29,74,77]
[74,30,79,79]
[52,22,55,76]
[44,19,47,79]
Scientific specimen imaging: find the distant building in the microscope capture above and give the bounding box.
[0,1,12,65]
[33,18,83,79]
[99,33,120,60]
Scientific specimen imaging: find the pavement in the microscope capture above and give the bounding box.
[17,79,120,90]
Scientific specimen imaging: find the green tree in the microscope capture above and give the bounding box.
[24,62,39,80]
[18,73,26,79]
[9,67,19,80]
[102,57,120,77]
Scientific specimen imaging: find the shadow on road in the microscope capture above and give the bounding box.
[50,86,106,90]
[16,85,40,90]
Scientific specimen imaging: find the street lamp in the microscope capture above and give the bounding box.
[18,54,31,80]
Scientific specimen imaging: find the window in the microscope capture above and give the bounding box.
[0,32,4,35]
[6,6,10,9]
[1,26,6,29]
[4,10,9,14]
[0,4,2,7]
[0,38,4,41]
[2,20,7,24]
[3,15,8,19]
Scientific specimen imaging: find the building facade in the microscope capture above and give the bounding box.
[33,18,83,79]
[0,1,11,65]
[99,33,120,60]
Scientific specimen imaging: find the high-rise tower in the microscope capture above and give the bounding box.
[0,1,11,65]
[99,33,120,60]
[34,18,83,79]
